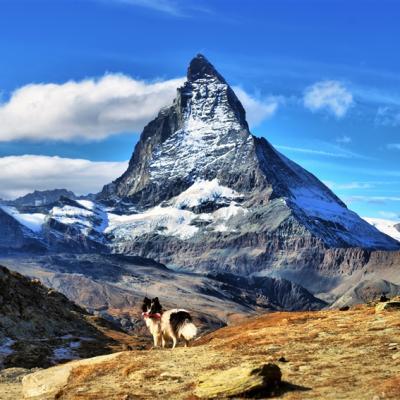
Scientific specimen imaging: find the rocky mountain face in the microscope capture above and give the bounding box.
[4,189,76,207]
[97,55,399,279]
[0,265,135,369]
[0,55,399,315]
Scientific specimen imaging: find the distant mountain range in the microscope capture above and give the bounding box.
[0,55,399,323]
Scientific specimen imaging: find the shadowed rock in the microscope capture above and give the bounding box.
[195,363,282,398]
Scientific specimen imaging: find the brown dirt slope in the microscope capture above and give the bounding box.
[19,304,400,400]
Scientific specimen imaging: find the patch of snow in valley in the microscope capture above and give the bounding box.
[0,338,15,367]
[0,206,46,232]
[51,340,81,363]
[363,217,400,242]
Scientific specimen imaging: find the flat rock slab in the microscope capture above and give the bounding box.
[195,363,281,399]
[22,352,122,399]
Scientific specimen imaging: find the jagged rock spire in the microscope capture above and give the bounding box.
[187,54,226,83]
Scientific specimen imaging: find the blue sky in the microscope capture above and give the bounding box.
[0,0,399,221]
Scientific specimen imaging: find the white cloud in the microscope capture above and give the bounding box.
[378,211,399,219]
[0,155,128,200]
[232,87,280,126]
[303,80,353,118]
[97,0,210,17]
[345,195,400,204]
[0,74,185,142]
[387,143,400,150]
[323,181,373,190]
[111,0,184,16]
[336,135,352,144]
[275,144,368,159]
[0,75,277,142]
[375,106,400,126]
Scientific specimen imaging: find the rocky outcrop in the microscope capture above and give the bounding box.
[195,363,282,399]
[0,265,135,369]
[6,189,76,207]
[375,296,400,312]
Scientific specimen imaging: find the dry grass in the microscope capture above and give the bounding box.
[24,307,400,400]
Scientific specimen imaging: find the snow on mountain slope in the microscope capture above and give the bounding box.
[48,200,108,237]
[148,78,251,184]
[0,206,46,233]
[172,179,241,209]
[363,217,400,242]
[106,179,246,241]
[289,187,397,248]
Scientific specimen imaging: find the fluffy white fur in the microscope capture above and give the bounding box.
[144,308,197,349]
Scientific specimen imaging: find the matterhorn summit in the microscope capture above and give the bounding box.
[98,54,398,273]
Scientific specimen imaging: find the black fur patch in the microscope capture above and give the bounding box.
[142,297,151,312]
[169,311,192,333]
[150,297,162,314]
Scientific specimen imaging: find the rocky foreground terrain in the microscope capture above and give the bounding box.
[0,265,146,372]
[1,300,398,400]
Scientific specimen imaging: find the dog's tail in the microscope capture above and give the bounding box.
[178,320,197,341]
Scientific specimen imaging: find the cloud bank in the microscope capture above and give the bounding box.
[0,75,277,142]
[303,80,353,118]
[231,87,280,126]
[0,74,185,142]
[0,155,128,200]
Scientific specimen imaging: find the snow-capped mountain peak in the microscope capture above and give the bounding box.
[1,55,399,271]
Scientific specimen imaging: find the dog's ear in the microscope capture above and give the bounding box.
[144,296,150,302]
[153,297,159,303]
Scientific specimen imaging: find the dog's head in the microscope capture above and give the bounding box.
[142,297,162,314]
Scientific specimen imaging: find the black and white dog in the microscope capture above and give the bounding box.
[141,297,197,349]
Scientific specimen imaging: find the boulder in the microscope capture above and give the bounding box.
[195,363,281,399]
[375,300,400,312]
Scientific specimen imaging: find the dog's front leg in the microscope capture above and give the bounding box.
[161,334,166,348]
[153,333,159,348]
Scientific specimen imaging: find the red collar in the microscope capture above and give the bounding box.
[142,312,162,319]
